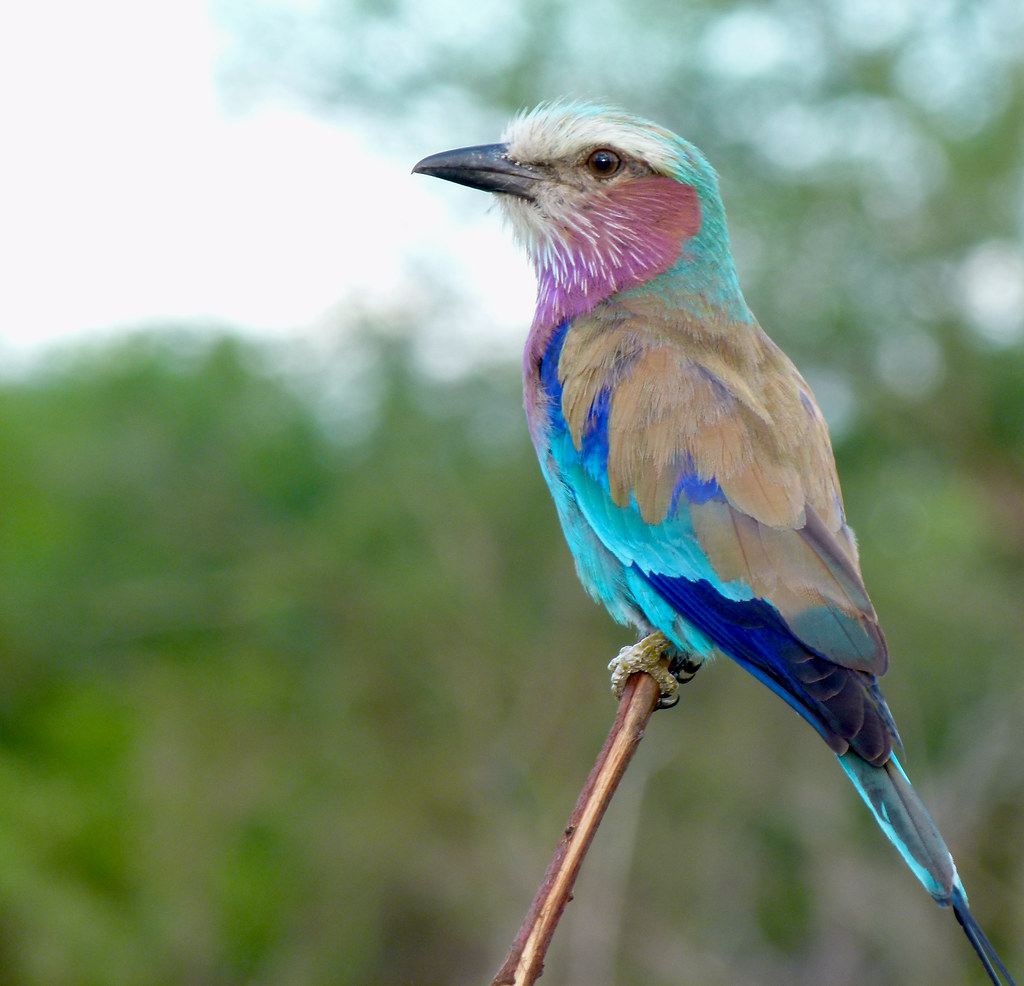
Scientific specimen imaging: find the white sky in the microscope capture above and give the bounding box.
[3,0,1018,369]
[0,0,534,362]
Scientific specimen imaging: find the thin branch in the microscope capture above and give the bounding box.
[490,667,666,986]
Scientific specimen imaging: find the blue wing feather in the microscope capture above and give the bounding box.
[641,569,896,762]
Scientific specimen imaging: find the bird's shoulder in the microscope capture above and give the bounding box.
[555,301,842,531]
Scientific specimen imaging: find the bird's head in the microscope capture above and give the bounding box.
[414,101,745,327]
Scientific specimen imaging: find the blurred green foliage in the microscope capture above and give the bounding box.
[0,326,1021,986]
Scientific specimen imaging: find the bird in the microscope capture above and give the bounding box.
[413,101,1015,984]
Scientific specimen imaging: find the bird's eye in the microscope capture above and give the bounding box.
[585,149,622,178]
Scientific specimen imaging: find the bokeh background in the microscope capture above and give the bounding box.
[3,1,1024,984]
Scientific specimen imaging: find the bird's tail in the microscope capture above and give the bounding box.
[838,752,1015,985]
[953,885,1017,986]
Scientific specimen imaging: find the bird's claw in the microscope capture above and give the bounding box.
[668,652,702,686]
[608,631,690,709]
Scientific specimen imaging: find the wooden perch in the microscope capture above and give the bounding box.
[490,665,668,986]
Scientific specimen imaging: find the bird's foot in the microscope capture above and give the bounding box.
[608,632,695,709]
[668,651,702,687]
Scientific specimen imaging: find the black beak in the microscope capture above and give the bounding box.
[412,143,543,200]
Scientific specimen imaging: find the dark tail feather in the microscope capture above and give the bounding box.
[952,887,1016,986]
[839,752,1016,984]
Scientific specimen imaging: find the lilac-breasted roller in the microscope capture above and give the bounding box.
[414,102,1014,983]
